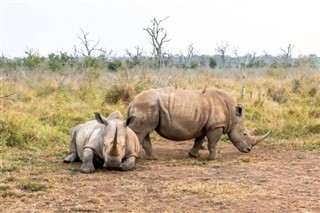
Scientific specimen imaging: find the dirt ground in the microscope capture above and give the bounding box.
[1,140,320,213]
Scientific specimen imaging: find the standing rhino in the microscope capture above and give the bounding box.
[64,110,140,173]
[126,87,271,160]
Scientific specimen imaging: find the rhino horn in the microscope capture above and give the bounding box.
[110,128,119,155]
[252,129,272,146]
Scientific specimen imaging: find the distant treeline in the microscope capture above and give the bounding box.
[1,51,319,73]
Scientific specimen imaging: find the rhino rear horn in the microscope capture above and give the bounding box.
[252,129,272,146]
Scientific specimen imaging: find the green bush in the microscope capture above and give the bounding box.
[80,56,99,69]
[23,55,45,69]
[108,60,122,71]
[48,52,72,71]
[190,61,199,69]
[209,57,217,69]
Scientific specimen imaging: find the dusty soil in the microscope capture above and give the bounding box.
[1,140,320,213]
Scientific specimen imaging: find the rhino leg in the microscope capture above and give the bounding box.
[64,134,79,163]
[64,153,78,163]
[142,134,158,160]
[189,135,205,158]
[121,156,136,171]
[80,148,95,173]
[207,128,223,160]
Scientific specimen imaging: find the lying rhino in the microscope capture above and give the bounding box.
[126,87,271,160]
[64,110,140,173]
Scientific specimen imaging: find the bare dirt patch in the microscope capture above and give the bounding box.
[1,140,320,212]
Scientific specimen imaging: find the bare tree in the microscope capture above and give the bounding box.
[98,48,113,61]
[77,28,100,57]
[215,41,229,68]
[125,46,143,67]
[177,43,194,69]
[143,17,171,70]
[232,47,240,68]
[249,51,257,65]
[125,46,143,60]
[280,44,294,66]
[24,47,39,57]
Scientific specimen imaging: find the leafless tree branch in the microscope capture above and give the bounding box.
[215,41,229,68]
[143,17,171,70]
[76,28,100,57]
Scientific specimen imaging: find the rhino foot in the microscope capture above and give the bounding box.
[147,155,158,160]
[80,163,95,173]
[121,164,131,171]
[188,151,200,158]
[208,153,217,160]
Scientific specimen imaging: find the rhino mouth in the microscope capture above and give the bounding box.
[238,146,252,153]
[104,160,122,170]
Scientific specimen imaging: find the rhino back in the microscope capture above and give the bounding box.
[156,87,230,140]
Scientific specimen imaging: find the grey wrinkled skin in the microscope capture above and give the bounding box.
[126,87,271,160]
[64,110,140,173]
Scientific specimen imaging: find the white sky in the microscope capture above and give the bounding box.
[1,0,320,58]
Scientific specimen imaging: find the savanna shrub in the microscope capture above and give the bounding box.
[308,87,317,97]
[190,61,199,69]
[267,68,286,78]
[23,55,45,69]
[104,84,132,104]
[267,86,288,103]
[108,60,122,71]
[209,57,217,69]
[48,52,72,71]
[81,56,99,69]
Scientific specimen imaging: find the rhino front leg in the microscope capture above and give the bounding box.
[80,148,95,173]
[207,128,223,160]
[189,135,205,158]
[142,134,158,160]
[121,156,137,171]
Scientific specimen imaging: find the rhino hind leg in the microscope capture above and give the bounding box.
[207,128,223,160]
[80,148,95,173]
[63,153,78,163]
[189,135,205,158]
[142,134,158,160]
[63,135,79,163]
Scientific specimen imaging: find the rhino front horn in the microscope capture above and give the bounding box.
[252,129,272,146]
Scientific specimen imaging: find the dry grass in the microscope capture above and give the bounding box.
[1,67,320,212]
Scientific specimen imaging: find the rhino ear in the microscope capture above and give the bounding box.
[94,112,109,126]
[235,104,243,116]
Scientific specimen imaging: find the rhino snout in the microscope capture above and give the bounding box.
[104,159,122,170]
[240,144,252,153]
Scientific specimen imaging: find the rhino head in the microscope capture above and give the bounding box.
[227,105,271,153]
[94,112,126,170]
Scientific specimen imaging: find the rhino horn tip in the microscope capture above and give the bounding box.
[252,129,272,146]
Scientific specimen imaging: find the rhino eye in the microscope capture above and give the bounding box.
[243,132,248,137]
